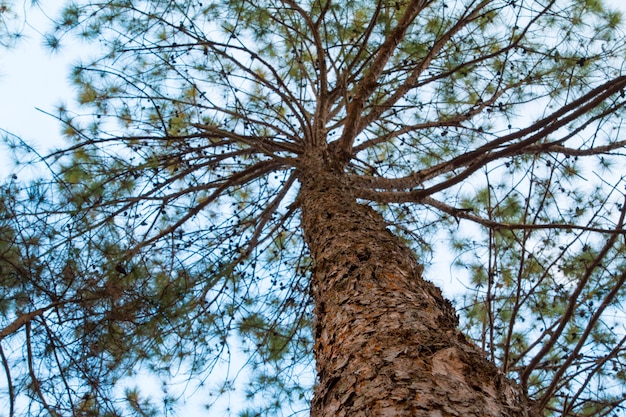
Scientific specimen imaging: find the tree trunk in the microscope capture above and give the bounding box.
[298,164,538,417]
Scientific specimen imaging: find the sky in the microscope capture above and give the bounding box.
[0,1,83,178]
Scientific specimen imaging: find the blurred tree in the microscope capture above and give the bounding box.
[2,0,626,415]
[0,0,20,47]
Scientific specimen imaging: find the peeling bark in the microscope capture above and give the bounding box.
[298,164,538,417]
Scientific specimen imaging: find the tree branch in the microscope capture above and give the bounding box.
[537,266,626,410]
[0,303,62,342]
[0,344,14,417]
[349,75,626,193]
[357,0,492,133]
[520,196,626,390]
[335,0,433,161]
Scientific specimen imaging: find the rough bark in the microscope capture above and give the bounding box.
[298,161,539,417]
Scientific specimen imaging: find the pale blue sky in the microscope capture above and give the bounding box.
[0,2,82,177]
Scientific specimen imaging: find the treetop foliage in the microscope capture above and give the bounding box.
[2,0,626,415]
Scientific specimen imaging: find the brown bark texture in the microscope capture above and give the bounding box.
[298,162,539,417]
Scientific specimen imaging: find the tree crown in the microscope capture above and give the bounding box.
[2,0,626,415]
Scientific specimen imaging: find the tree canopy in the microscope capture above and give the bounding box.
[2,0,626,415]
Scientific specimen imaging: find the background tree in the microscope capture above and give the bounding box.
[2,0,626,415]
[0,0,20,48]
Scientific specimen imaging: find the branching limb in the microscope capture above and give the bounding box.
[520,196,626,389]
[0,303,63,342]
[537,267,626,409]
[26,322,55,416]
[562,334,626,415]
[335,0,434,160]
[357,0,493,133]
[397,193,626,235]
[349,76,626,193]
[280,0,330,147]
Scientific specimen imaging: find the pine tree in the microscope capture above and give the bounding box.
[2,0,626,415]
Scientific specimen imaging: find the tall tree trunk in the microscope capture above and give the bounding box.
[298,164,538,417]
